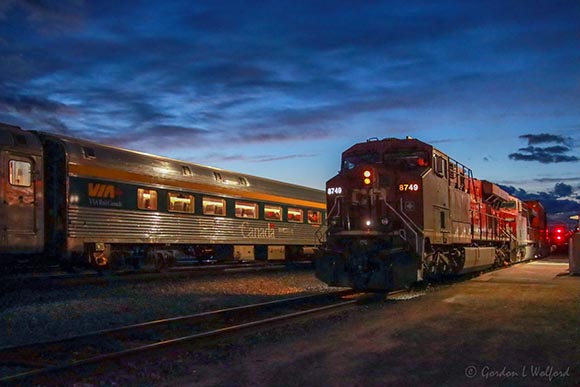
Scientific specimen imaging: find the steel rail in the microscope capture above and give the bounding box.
[0,289,364,384]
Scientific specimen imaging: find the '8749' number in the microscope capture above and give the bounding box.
[399,183,419,191]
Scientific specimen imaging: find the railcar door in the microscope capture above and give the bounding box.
[1,152,38,252]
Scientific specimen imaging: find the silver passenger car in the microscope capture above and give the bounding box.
[0,123,326,269]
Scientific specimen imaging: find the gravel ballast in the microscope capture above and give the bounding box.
[0,270,331,349]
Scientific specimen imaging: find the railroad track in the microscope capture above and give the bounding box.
[0,289,386,385]
[0,261,300,292]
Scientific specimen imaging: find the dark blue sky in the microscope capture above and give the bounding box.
[1,0,579,223]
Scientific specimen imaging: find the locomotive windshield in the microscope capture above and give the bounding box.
[342,152,380,170]
[383,149,429,170]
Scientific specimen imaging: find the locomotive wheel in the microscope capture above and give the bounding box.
[423,249,447,278]
[495,247,509,267]
[448,248,465,274]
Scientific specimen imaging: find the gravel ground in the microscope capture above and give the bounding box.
[60,256,579,387]
[4,258,577,387]
[0,269,332,349]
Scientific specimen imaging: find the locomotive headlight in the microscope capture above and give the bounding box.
[363,169,372,185]
[366,220,372,227]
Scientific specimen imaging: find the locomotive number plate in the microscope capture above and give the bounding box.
[327,187,343,195]
[399,183,420,191]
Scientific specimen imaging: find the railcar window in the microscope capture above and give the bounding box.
[168,192,194,213]
[288,208,303,223]
[264,205,282,221]
[82,146,96,159]
[235,201,258,219]
[308,210,322,224]
[138,188,158,210]
[203,197,226,216]
[9,160,32,187]
[181,166,193,176]
[342,152,379,171]
[383,150,429,170]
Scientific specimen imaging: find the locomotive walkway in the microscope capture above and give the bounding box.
[164,254,579,387]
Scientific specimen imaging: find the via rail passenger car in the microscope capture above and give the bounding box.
[0,123,326,271]
[316,137,549,290]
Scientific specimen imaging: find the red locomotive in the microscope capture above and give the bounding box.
[315,137,549,290]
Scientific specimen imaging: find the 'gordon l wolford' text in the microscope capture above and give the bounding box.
[474,365,571,382]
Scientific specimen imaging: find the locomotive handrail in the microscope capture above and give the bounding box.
[382,198,422,255]
[327,195,342,219]
[398,198,423,234]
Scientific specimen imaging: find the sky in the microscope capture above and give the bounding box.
[1,0,579,225]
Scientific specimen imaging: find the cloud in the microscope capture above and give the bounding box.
[1,0,85,34]
[203,152,317,164]
[509,133,579,163]
[0,94,71,114]
[103,125,213,151]
[519,133,569,145]
[553,182,574,197]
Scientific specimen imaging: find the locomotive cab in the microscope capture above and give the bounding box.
[318,138,435,290]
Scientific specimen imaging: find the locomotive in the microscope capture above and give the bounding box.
[0,122,326,272]
[315,137,549,290]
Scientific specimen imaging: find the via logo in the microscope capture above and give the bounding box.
[88,183,122,199]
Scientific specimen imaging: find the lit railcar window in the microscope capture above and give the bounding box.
[9,160,32,187]
[168,192,194,213]
[138,188,158,210]
[308,210,321,225]
[235,201,258,219]
[203,197,226,216]
[288,208,303,223]
[264,205,282,221]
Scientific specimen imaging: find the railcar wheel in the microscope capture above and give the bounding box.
[154,252,167,272]
[109,251,129,271]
